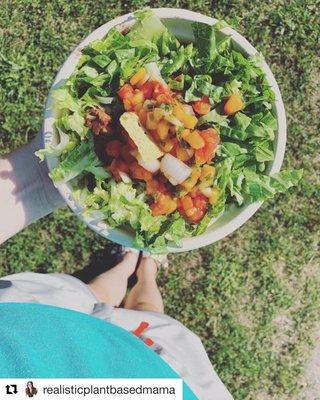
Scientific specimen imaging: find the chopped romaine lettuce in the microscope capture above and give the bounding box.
[49,141,103,183]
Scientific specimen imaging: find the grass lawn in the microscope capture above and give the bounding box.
[0,1,319,398]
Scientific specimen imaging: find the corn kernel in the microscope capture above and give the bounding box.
[130,67,147,86]
[153,108,166,122]
[131,91,145,106]
[184,130,205,149]
[146,112,158,130]
[176,146,191,162]
[181,168,201,191]
[182,114,198,129]
[159,139,175,153]
[209,187,220,205]
[157,120,169,140]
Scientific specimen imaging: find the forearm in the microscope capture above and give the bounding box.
[0,136,65,244]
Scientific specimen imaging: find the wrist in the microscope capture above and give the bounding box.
[29,135,65,210]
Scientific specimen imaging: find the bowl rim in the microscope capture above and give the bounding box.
[42,8,287,252]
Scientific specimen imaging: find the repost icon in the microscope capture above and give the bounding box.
[5,384,18,395]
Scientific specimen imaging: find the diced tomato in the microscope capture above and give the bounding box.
[120,144,135,163]
[123,98,133,111]
[108,159,129,181]
[116,159,129,173]
[187,208,205,224]
[146,179,168,195]
[169,138,179,157]
[149,129,160,142]
[189,187,199,198]
[195,129,220,164]
[181,195,193,211]
[108,159,120,181]
[138,108,148,126]
[178,192,208,224]
[192,96,211,115]
[200,128,220,146]
[105,140,121,158]
[193,193,208,211]
[133,103,143,114]
[127,137,137,150]
[153,82,167,96]
[118,83,134,100]
[129,162,153,181]
[153,83,173,104]
[119,128,137,150]
[155,92,173,104]
[139,81,154,99]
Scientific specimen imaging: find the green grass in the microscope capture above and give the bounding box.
[0,1,319,398]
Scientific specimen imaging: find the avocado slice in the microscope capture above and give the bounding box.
[120,112,163,163]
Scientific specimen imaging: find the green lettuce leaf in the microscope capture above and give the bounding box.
[129,11,167,43]
[198,109,229,127]
[49,140,102,183]
[192,22,216,59]
[244,169,303,201]
[160,44,193,77]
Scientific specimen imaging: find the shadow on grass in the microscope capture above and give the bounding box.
[70,242,139,288]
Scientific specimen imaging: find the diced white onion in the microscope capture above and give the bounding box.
[200,187,213,197]
[160,154,191,186]
[183,104,195,115]
[136,153,160,173]
[145,62,168,87]
[119,171,132,183]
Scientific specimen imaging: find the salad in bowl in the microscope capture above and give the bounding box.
[39,9,302,252]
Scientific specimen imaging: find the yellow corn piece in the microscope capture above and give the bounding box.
[146,112,158,130]
[130,67,147,86]
[199,164,216,188]
[131,91,145,106]
[158,139,175,153]
[172,101,186,120]
[181,168,201,191]
[209,187,220,205]
[153,108,166,122]
[176,146,192,162]
[172,101,198,129]
[157,119,169,140]
[201,164,216,180]
[182,114,198,129]
[184,130,205,149]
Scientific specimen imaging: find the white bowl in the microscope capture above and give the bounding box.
[42,8,286,252]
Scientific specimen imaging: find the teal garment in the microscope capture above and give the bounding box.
[0,303,197,399]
